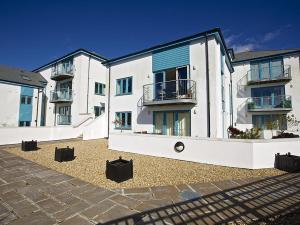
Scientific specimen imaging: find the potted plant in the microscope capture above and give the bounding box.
[275,152,300,172]
[54,146,75,162]
[21,140,37,151]
[247,101,255,110]
[112,119,123,132]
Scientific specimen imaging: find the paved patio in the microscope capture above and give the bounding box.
[0,150,299,225]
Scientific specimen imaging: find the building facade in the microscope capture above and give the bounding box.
[231,49,300,134]
[0,65,47,127]
[34,49,108,127]
[105,28,234,138]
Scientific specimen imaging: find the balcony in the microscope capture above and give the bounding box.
[143,79,196,106]
[247,65,291,85]
[57,115,71,125]
[247,95,292,112]
[50,89,73,103]
[51,65,74,81]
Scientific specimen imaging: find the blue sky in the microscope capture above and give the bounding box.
[0,0,299,70]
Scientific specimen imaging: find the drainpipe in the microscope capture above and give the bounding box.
[205,33,211,137]
[230,72,233,126]
[35,88,40,127]
[107,65,111,138]
[86,57,91,113]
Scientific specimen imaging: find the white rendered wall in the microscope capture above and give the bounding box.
[109,133,300,169]
[232,53,300,132]
[38,53,108,128]
[109,36,231,138]
[0,83,20,127]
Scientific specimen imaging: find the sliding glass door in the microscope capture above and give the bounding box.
[153,111,191,136]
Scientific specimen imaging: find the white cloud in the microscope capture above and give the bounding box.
[231,43,258,53]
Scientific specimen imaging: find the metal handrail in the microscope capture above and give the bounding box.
[50,88,73,102]
[247,95,292,110]
[247,65,291,83]
[143,79,196,103]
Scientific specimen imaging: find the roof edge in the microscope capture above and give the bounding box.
[33,48,108,72]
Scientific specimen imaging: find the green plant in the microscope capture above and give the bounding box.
[247,102,255,110]
[228,126,261,139]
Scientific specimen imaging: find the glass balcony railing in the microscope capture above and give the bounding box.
[51,65,74,81]
[143,79,196,106]
[50,89,73,103]
[247,95,292,111]
[247,65,291,85]
[57,115,71,125]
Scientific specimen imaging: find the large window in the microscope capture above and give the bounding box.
[115,112,132,129]
[95,82,105,95]
[153,111,191,136]
[116,77,132,95]
[250,58,283,81]
[20,96,32,105]
[252,114,287,130]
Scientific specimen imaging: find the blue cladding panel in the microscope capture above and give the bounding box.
[19,86,33,122]
[21,86,33,96]
[152,44,190,72]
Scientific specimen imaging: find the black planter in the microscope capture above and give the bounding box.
[54,146,75,162]
[21,140,37,151]
[274,152,300,172]
[106,157,133,183]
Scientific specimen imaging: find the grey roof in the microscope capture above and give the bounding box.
[0,65,47,88]
[233,49,300,63]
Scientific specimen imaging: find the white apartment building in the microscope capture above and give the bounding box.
[0,65,47,127]
[231,49,300,133]
[33,49,108,127]
[105,28,234,138]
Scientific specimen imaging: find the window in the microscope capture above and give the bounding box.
[115,112,132,129]
[94,106,105,117]
[250,58,283,80]
[19,121,30,127]
[252,114,287,130]
[153,111,191,136]
[116,77,132,95]
[20,96,32,105]
[221,50,225,75]
[95,82,105,95]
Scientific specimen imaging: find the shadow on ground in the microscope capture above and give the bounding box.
[100,173,300,225]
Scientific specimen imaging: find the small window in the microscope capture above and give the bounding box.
[115,112,132,129]
[116,77,132,95]
[95,82,105,95]
[20,96,32,105]
[19,121,31,127]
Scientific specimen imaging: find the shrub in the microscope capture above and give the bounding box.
[228,126,261,139]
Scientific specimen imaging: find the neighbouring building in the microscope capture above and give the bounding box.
[33,49,108,127]
[231,49,300,136]
[104,28,234,138]
[0,65,47,127]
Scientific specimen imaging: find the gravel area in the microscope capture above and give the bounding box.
[3,139,284,189]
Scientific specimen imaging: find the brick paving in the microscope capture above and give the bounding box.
[0,150,299,224]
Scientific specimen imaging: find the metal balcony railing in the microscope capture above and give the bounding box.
[143,79,196,106]
[247,65,291,85]
[50,89,73,103]
[247,95,292,111]
[51,65,74,81]
[57,115,71,125]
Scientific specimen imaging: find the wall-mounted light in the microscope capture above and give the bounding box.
[193,66,196,70]
[193,109,197,114]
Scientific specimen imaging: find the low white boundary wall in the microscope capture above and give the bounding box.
[0,126,83,145]
[109,133,300,169]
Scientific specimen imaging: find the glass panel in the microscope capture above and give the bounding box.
[127,113,132,127]
[178,112,190,136]
[122,79,127,94]
[260,62,270,80]
[250,64,259,81]
[165,112,174,135]
[271,59,283,79]
[21,96,26,104]
[178,67,188,96]
[154,112,163,134]
[127,78,132,93]
[116,80,121,95]
[27,97,32,105]
[155,73,164,100]
[121,113,126,127]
